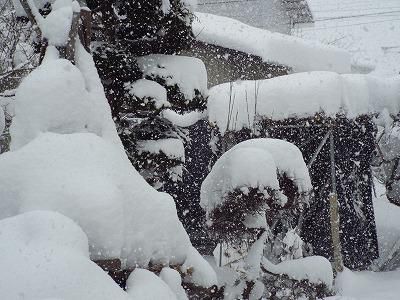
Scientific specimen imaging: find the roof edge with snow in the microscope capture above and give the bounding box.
[192,12,351,74]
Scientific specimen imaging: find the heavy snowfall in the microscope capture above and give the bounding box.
[0,0,400,299]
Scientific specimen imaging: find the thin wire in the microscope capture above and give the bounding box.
[313,10,400,22]
[312,6,400,13]
[299,17,400,31]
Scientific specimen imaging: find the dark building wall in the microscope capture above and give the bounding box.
[164,119,217,255]
[215,115,379,270]
[180,41,289,87]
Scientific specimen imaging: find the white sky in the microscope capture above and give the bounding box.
[294,0,400,76]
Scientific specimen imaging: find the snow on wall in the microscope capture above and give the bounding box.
[207,72,400,135]
[0,211,130,300]
[136,54,208,101]
[193,12,351,73]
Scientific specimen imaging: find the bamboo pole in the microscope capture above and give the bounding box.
[329,131,344,273]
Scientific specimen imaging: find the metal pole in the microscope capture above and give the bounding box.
[329,130,344,273]
[219,242,223,267]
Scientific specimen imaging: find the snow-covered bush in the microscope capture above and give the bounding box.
[201,139,311,252]
[201,138,318,298]
[114,55,208,190]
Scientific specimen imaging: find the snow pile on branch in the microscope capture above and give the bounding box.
[262,256,333,289]
[208,72,400,135]
[0,43,216,289]
[193,12,351,73]
[162,109,206,127]
[137,54,208,101]
[125,79,171,110]
[0,211,130,300]
[137,138,185,161]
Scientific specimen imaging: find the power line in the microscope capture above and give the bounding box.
[312,6,400,13]
[198,0,260,5]
[299,17,400,31]
[313,10,400,22]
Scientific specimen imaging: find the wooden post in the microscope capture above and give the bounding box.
[79,8,92,52]
[64,11,81,64]
[329,131,344,273]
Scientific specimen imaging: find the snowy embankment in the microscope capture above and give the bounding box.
[0,211,130,300]
[193,12,351,73]
[372,181,400,270]
[331,268,400,300]
[325,181,400,300]
[0,1,217,298]
[207,72,400,135]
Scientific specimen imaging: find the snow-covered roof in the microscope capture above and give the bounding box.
[192,12,351,73]
[207,72,400,135]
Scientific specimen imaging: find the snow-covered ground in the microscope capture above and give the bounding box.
[294,0,400,76]
[330,181,400,300]
[332,268,400,300]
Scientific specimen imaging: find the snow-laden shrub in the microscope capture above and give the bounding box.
[200,138,333,299]
[115,55,208,190]
[137,54,208,112]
